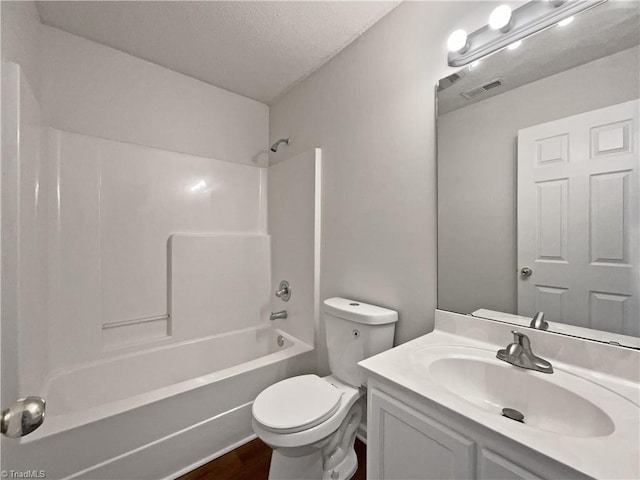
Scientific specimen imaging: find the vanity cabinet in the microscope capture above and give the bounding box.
[366,380,587,480]
[368,388,475,479]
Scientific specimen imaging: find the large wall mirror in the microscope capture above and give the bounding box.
[437,1,640,348]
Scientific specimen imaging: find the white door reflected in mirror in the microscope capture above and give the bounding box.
[436,0,640,347]
[517,100,639,337]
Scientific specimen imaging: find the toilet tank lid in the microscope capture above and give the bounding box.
[323,297,398,325]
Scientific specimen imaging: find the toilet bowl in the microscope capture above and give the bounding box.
[252,298,398,480]
[252,374,362,479]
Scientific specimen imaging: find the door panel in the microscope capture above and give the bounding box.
[589,170,631,264]
[518,100,639,336]
[533,285,569,324]
[535,179,568,262]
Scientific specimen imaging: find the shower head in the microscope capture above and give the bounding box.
[270,138,290,152]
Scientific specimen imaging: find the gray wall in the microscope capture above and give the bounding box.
[437,46,640,315]
[1,1,42,98]
[40,26,268,166]
[269,1,492,373]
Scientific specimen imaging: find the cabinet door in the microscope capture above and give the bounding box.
[368,388,475,480]
[479,449,544,480]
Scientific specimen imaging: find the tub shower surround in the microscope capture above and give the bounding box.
[4,70,320,476]
[47,129,267,367]
[7,128,319,478]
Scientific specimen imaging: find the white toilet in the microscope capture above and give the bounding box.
[252,297,398,480]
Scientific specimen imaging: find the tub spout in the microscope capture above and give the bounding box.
[270,310,287,321]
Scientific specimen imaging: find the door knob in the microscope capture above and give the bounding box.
[1,396,45,438]
[520,267,533,278]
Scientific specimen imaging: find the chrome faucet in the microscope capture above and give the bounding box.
[497,331,553,374]
[270,310,288,321]
[529,311,549,330]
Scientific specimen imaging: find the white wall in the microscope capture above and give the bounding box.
[48,129,267,371]
[40,26,269,166]
[269,2,489,369]
[438,46,640,316]
[1,1,42,100]
[268,149,321,347]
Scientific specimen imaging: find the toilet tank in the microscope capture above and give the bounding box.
[323,297,398,387]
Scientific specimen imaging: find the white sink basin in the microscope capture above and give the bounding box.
[410,345,634,438]
[359,313,640,480]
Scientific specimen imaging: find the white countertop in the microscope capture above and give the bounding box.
[359,310,640,480]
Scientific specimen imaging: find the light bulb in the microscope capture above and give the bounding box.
[557,16,574,27]
[507,40,522,50]
[489,5,513,31]
[447,29,469,53]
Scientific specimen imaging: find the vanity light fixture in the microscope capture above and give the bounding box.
[447,29,469,53]
[447,0,607,67]
[488,5,513,32]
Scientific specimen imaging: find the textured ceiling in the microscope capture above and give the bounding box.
[438,1,640,114]
[36,1,399,104]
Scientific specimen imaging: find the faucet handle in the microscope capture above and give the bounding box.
[505,342,523,358]
[511,330,531,348]
[498,331,553,374]
[275,280,291,302]
[530,311,549,330]
[512,330,538,358]
[511,330,524,342]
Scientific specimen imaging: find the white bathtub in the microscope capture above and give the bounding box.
[11,325,314,479]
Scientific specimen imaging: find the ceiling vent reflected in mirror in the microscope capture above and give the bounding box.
[438,70,466,91]
[461,79,504,100]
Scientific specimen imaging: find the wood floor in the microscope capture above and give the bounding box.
[178,438,367,480]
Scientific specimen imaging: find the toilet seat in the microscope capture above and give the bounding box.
[252,374,362,450]
[252,375,342,434]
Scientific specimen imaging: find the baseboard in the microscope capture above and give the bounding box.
[356,421,367,444]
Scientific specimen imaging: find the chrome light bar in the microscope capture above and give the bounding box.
[447,0,607,67]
